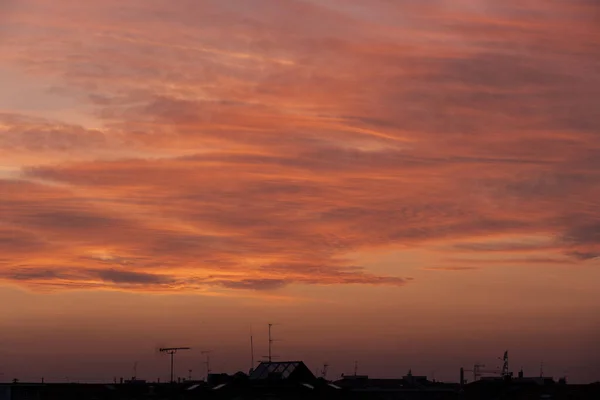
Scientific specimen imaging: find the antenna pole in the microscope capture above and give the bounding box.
[201,351,212,381]
[501,350,509,377]
[170,352,174,383]
[268,323,273,362]
[261,323,279,362]
[250,335,255,369]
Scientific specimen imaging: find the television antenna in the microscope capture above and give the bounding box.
[499,350,509,377]
[263,323,280,362]
[159,347,191,383]
[201,350,212,380]
[250,335,255,370]
[321,363,329,379]
[132,361,138,380]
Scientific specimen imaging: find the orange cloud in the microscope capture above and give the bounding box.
[0,0,599,297]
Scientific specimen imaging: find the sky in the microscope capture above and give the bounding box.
[1,0,600,384]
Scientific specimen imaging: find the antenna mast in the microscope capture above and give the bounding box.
[159,347,191,383]
[250,335,255,369]
[268,323,273,362]
[262,323,279,362]
[322,363,329,379]
[501,350,509,378]
[201,351,212,381]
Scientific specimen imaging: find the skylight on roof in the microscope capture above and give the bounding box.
[249,362,302,380]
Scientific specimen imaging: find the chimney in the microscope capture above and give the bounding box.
[518,369,523,379]
[460,368,465,386]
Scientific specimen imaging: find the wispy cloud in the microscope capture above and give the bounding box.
[421,266,479,272]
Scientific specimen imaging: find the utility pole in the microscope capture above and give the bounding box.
[159,347,191,383]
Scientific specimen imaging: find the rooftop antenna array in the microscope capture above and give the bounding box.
[159,347,191,383]
[464,363,500,382]
[464,350,508,382]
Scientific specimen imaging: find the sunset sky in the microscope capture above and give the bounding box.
[1,0,600,384]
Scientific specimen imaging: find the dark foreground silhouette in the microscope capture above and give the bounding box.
[2,361,599,400]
